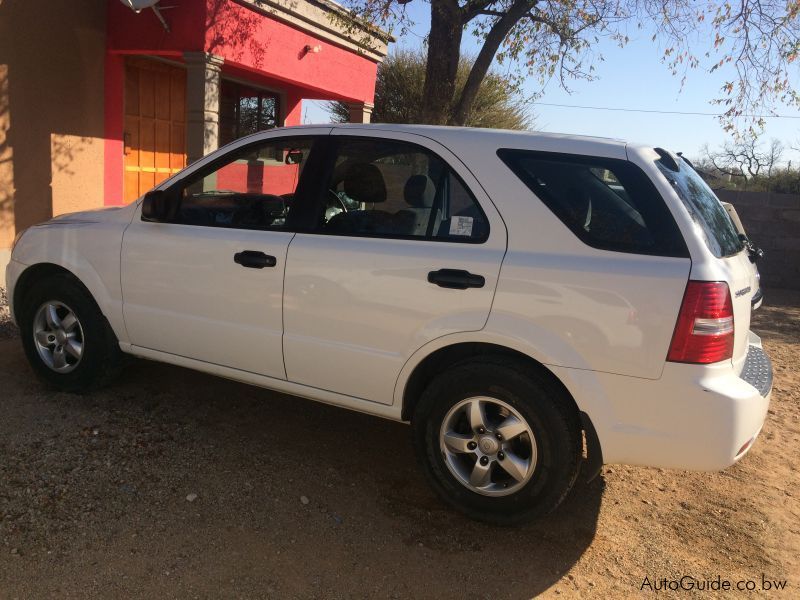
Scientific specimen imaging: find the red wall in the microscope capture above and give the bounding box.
[107,0,378,102]
[216,162,300,196]
[107,0,205,56]
[203,0,377,103]
[104,0,380,204]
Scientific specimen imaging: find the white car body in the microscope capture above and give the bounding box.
[5,124,770,474]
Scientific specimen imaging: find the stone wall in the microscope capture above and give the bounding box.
[716,189,800,290]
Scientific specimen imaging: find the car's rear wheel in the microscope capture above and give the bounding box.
[412,357,582,524]
[19,273,123,392]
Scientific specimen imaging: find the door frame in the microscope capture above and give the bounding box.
[149,132,332,233]
[120,128,334,378]
[279,127,509,404]
[134,127,335,205]
[295,127,508,244]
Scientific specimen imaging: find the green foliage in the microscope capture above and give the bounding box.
[338,0,800,134]
[327,49,533,129]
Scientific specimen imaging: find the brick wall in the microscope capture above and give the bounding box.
[716,189,800,290]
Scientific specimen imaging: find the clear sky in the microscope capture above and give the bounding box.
[302,2,800,163]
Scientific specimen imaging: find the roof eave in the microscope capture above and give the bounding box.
[234,0,392,62]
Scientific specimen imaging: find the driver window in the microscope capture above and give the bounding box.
[320,138,488,241]
[175,138,313,230]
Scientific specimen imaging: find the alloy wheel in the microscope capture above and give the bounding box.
[32,301,84,373]
[439,396,537,496]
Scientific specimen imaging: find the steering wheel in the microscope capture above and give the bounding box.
[258,194,287,228]
[325,190,348,223]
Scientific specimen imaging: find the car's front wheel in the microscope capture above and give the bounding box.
[19,273,123,392]
[412,357,582,524]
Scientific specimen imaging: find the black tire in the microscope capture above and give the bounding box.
[412,356,582,525]
[18,273,123,392]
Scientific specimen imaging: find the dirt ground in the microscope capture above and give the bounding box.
[0,288,797,599]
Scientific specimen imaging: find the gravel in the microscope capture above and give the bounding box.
[0,288,797,598]
[0,287,18,340]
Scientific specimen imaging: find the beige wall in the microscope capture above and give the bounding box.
[0,61,11,251]
[717,189,800,290]
[0,0,107,263]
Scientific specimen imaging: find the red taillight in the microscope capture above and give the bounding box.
[667,281,734,364]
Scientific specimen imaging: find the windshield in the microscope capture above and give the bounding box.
[656,157,744,258]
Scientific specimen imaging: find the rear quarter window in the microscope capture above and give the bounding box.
[497,150,688,257]
[655,157,744,258]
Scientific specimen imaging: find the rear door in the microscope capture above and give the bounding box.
[282,129,507,405]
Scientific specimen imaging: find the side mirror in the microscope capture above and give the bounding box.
[141,190,175,222]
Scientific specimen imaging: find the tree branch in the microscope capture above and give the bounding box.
[451,0,535,125]
[462,0,502,22]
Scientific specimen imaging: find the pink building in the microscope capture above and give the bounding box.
[0,0,389,281]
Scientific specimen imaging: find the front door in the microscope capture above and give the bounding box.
[121,132,327,379]
[124,57,187,203]
[282,130,508,405]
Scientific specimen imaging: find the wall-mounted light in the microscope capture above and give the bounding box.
[119,0,160,13]
[304,45,322,54]
[119,0,170,32]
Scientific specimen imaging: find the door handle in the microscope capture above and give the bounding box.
[427,269,485,290]
[234,250,277,269]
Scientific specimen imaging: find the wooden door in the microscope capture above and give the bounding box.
[124,57,186,203]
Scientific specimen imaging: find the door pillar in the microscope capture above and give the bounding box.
[184,52,224,164]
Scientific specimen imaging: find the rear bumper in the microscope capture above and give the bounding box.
[576,332,771,471]
[739,343,772,397]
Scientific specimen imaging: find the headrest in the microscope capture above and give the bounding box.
[404,175,435,208]
[343,163,386,204]
[565,186,592,230]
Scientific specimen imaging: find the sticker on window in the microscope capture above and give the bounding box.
[449,216,474,237]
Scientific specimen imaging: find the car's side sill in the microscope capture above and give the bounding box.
[121,343,404,422]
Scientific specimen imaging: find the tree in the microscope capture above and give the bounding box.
[703,138,785,178]
[327,49,532,128]
[335,0,800,129]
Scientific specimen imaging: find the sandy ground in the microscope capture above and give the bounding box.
[0,288,797,598]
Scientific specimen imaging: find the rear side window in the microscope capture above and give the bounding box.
[655,157,743,258]
[498,150,688,257]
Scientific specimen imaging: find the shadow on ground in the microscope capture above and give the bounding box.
[0,341,602,598]
[751,288,800,346]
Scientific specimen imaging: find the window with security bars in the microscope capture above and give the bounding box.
[219,80,280,145]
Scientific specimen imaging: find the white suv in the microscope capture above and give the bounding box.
[5,125,772,523]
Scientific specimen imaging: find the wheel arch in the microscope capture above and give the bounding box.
[401,342,581,421]
[12,262,125,344]
[13,263,78,318]
[399,340,604,479]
